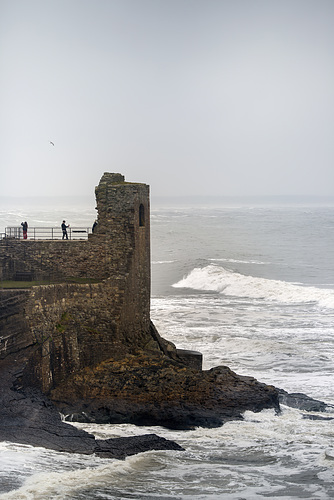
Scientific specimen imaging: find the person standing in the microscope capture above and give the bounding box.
[61,220,69,240]
[21,221,28,239]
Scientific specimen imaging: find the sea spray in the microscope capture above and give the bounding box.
[173,264,334,308]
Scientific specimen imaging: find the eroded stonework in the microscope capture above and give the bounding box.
[0,173,279,434]
[0,173,151,391]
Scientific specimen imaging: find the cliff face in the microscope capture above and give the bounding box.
[51,351,279,429]
[1,282,164,392]
[0,348,183,457]
[0,173,280,453]
[0,281,278,430]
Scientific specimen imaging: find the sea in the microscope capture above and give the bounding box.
[0,195,334,499]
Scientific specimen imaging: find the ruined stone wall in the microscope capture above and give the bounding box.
[94,173,151,338]
[0,280,159,394]
[0,289,32,356]
[0,175,150,314]
[0,173,152,392]
[23,282,125,392]
[0,239,108,282]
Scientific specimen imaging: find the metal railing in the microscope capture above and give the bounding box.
[2,226,92,240]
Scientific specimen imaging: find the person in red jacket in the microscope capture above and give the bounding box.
[21,221,28,239]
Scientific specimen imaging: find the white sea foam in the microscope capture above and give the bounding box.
[2,409,332,500]
[173,264,334,308]
[152,260,176,264]
[0,460,128,499]
[209,257,268,265]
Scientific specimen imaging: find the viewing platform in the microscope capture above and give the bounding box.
[1,226,92,240]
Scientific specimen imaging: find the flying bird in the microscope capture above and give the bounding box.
[50,141,54,146]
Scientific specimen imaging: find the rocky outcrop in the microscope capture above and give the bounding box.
[0,354,183,457]
[0,285,280,454]
[0,317,280,456]
[277,388,333,413]
[50,350,279,430]
[0,173,282,457]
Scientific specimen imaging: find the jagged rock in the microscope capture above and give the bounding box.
[51,351,279,430]
[0,356,183,457]
[0,173,281,456]
[94,434,184,459]
[302,414,334,421]
[277,388,329,412]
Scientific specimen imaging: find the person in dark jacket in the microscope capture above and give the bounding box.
[61,220,69,240]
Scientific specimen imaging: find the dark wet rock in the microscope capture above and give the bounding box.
[51,351,280,430]
[277,389,330,412]
[302,414,334,421]
[0,173,282,456]
[0,337,280,457]
[95,434,184,459]
[0,356,183,458]
[0,316,280,456]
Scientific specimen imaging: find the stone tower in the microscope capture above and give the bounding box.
[93,173,151,340]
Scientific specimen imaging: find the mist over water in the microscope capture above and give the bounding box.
[1,196,334,498]
[0,196,96,233]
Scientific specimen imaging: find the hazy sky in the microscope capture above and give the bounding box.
[1,0,333,197]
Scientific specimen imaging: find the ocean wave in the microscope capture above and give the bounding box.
[172,265,334,308]
[209,257,268,265]
[152,260,176,264]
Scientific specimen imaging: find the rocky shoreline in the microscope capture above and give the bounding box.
[1,343,332,458]
[0,285,281,458]
[0,354,184,458]
[51,350,280,430]
[0,174,331,460]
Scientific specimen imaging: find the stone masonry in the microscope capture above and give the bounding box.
[0,173,152,392]
[0,173,280,433]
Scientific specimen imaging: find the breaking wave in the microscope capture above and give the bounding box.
[152,260,176,264]
[209,257,268,265]
[172,264,334,308]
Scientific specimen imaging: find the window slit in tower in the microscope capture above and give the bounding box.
[139,204,145,227]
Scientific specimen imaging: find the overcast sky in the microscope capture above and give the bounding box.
[1,0,333,198]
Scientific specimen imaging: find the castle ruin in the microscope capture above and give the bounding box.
[0,173,154,392]
[0,173,278,431]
